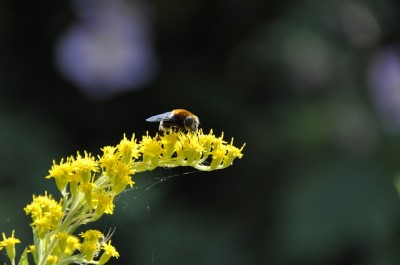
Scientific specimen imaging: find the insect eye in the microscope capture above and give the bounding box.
[184,116,194,130]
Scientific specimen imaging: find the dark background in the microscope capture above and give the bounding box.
[2,0,400,264]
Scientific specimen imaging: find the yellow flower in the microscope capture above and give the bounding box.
[81,241,98,262]
[223,139,245,167]
[178,132,204,164]
[210,144,227,170]
[27,245,35,253]
[125,130,245,172]
[80,229,104,241]
[80,230,103,261]
[80,182,95,203]
[99,146,118,169]
[140,133,163,167]
[54,232,68,254]
[24,192,63,238]
[91,190,115,215]
[71,151,98,183]
[27,245,37,263]
[47,255,58,265]
[9,129,243,265]
[31,218,52,239]
[46,157,73,192]
[198,129,216,152]
[99,240,119,265]
[54,232,80,257]
[64,234,81,255]
[117,134,141,163]
[159,132,180,158]
[0,230,21,261]
[47,152,98,192]
[109,162,135,194]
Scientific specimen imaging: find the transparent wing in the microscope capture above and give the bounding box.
[145,111,173,122]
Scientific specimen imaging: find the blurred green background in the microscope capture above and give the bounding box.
[2,0,400,264]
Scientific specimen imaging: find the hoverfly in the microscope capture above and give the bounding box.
[146,109,200,131]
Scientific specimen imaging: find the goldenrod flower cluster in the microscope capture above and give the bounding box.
[0,130,244,265]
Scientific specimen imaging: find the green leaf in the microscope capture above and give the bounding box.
[18,248,29,265]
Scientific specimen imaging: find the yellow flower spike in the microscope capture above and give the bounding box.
[99,240,119,265]
[0,230,21,262]
[7,129,243,265]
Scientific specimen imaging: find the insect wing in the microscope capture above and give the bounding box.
[145,111,173,122]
